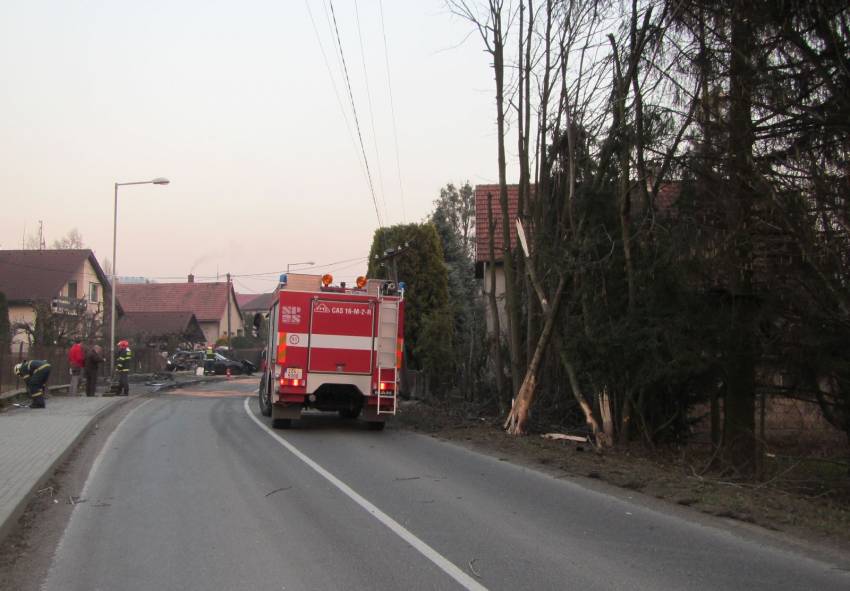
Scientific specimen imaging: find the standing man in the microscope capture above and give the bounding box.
[14,360,51,409]
[204,344,216,376]
[84,344,103,397]
[115,340,133,396]
[68,338,85,396]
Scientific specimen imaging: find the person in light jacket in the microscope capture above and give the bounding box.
[68,337,85,395]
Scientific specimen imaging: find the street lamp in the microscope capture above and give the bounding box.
[286,261,315,273]
[110,177,170,375]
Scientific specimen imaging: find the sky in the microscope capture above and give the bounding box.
[0,0,508,293]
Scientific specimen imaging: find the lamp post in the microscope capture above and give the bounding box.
[110,177,170,375]
[286,261,315,273]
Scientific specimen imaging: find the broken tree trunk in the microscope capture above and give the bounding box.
[504,274,566,435]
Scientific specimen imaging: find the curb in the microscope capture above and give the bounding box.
[0,396,129,547]
[0,383,72,403]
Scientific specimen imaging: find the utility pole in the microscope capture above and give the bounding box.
[373,242,412,285]
[226,273,232,349]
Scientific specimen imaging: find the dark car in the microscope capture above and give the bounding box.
[166,350,205,372]
[209,352,255,375]
[167,350,255,375]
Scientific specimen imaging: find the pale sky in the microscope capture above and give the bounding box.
[0,0,508,293]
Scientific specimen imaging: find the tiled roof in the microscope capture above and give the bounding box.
[236,293,256,308]
[118,281,239,322]
[475,184,521,263]
[0,249,110,302]
[474,182,682,263]
[118,311,205,341]
[238,292,275,313]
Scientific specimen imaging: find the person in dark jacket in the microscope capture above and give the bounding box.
[84,344,103,397]
[204,345,216,376]
[115,340,133,396]
[14,360,51,408]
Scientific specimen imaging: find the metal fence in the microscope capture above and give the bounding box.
[0,344,172,394]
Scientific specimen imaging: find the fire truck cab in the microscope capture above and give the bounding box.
[258,272,404,430]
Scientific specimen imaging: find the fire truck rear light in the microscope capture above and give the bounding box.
[280,377,305,387]
[379,382,394,392]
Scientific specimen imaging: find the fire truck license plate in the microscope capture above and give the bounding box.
[284,368,303,380]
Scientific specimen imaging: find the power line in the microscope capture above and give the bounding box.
[378,0,407,223]
[303,0,362,171]
[327,0,384,228]
[354,0,389,225]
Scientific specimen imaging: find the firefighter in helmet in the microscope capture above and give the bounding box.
[14,359,51,408]
[204,344,216,376]
[115,340,133,396]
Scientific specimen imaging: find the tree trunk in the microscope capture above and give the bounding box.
[491,2,523,399]
[487,193,508,411]
[504,275,565,435]
[722,1,757,476]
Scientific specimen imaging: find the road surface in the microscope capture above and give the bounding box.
[40,380,850,590]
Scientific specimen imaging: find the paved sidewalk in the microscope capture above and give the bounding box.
[0,373,236,545]
[0,396,122,544]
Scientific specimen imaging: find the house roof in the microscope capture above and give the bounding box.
[118,311,205,342]
[474,182,682,264]
[0,249,111,303]
[118,281,241,322]
[237,292,275,313]
[475,184,521,263]
[236,293,256,309]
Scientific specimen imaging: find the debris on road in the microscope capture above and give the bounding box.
[542,433,588,443]
[265,486,292,497]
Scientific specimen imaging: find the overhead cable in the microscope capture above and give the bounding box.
[354,0,389,225]
[327,0,384,228]
[378,0,407,222]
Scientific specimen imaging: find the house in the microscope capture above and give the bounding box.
[236,292,275,323]
[474,182,681,336]
[117,275,244,345]
[475,184,521,335]
[118,311,206,348]
[0,249,114,352]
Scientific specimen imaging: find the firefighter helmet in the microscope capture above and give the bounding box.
[13,362,24,376]
[118,340,129,348]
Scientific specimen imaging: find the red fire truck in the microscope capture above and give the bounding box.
[258,273,404,430]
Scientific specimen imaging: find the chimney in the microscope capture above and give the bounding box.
[188,274,194,283]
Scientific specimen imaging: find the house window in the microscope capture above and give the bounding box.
[67,281,77,299]
[89,283,99,303]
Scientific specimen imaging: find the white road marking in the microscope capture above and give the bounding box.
[243,397,488,591]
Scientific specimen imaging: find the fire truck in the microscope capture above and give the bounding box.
[258,272,404,430]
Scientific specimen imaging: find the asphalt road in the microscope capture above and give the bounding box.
[41,380,850,590]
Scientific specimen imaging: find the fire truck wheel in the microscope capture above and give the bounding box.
[272,418,292,429]
[258,375,272,417]
[367,421,386,431]
[339,408,361,419]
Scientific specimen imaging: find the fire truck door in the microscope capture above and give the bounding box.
[307,299,375,374]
